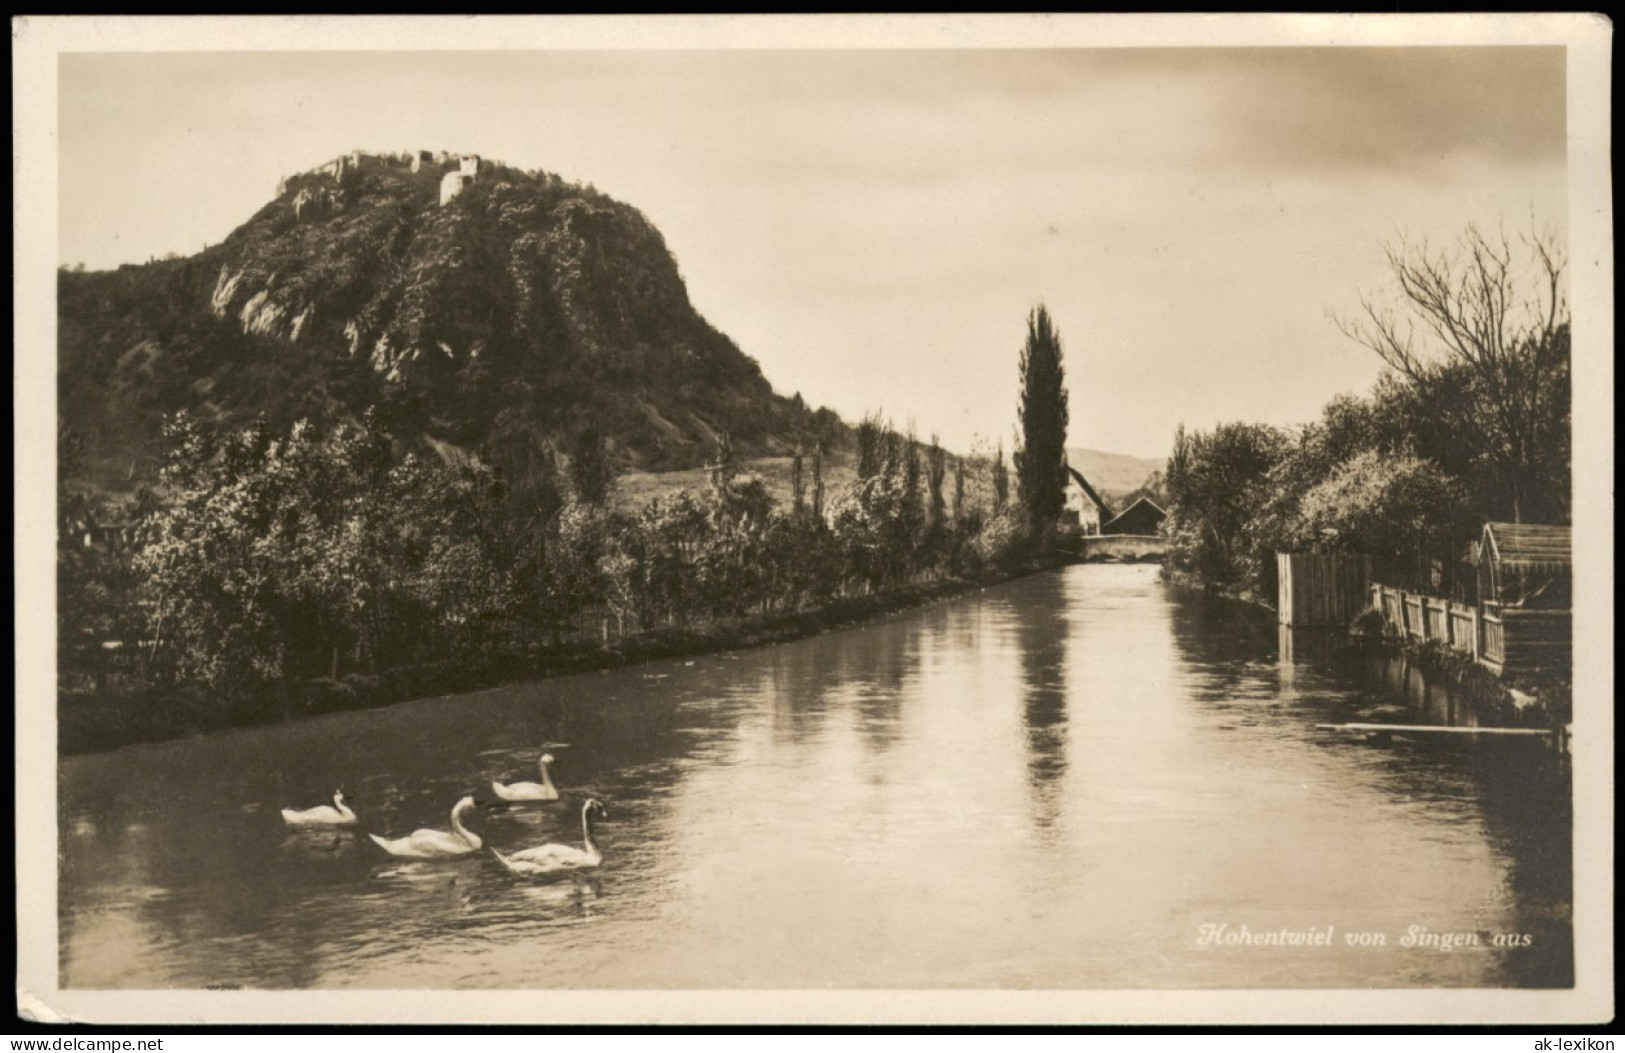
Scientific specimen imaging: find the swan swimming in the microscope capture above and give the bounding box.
[493,752,560,802]
[368,795,486,858]
[492,798,608,877]
[281,789,358,828]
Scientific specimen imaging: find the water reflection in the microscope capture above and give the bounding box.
[1012,573,1070,833]
[1473,758,1573,987]
[845,616,919,758]
[60,564,1571,989]
[1271,600,1571,988]
[1278,625,1339,682]
[1337,650,1571,988]
[765,640,843,746]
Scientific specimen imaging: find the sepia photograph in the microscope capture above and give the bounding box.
[14,14,1613,1027]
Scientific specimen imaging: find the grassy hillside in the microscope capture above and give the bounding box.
[1067,447,1165,500]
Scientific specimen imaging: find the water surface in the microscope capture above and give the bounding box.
[60,564,1571,988]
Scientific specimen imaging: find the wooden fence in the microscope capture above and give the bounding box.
[1448,604,1477,652]
[1370,583,1482,661]
[1277,553,1372,627]
[1367,583,1570,677]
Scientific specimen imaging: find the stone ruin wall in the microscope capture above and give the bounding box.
[281,151,497,208]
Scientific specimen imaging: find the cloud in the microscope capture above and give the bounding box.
[1191,47,1567,176]
[56,46,1569,458]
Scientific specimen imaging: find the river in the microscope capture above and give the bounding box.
[58,564,1572,989]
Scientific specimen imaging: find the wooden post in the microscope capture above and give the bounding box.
[1277,553,1292,625]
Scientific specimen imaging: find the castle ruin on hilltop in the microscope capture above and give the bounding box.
[277,150,494,208]
[438,154,482,206]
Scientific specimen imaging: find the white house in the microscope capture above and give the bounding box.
[1062,464,1112,535]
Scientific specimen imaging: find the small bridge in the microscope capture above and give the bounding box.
[1075,533,1168,563]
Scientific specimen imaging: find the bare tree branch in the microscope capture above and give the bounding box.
[1331,220,1570,524]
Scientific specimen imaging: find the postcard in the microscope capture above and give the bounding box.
[14,13,1613,1026]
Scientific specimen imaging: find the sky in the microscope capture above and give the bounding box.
[57,44,1568,460]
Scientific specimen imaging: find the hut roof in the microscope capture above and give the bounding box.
[1482,522,1571,566]
[1063,465,1112,518]
[1102,496,1167,533]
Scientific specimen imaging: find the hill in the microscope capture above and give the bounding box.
[58,149,842,508]
[1066,447,1165,501]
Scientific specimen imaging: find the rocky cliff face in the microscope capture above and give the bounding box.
[59,151,840,498]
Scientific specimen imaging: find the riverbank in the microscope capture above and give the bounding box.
[1159,566,1275,610]
[59,553,1074,756]
[1343,616,1571,730]
[1162,567,1569,731]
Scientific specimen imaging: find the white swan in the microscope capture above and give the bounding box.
[492,798,608,877]
[368,795,484,858]
[493,752,560,802]
[281,790,357,828]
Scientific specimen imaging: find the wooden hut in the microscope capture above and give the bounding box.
[1102,497,1167,536]
[1475,522,1571,676]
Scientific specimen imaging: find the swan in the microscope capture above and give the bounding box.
[368,795,485,858]
[492,798,608,877]
[493,752,560,802]
[281,790,358,828]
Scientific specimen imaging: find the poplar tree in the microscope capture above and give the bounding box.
[926,434,948,529]
[1013,304,1069,531]
[952,454,967,526]
[855,412,887,483]
[568,425,616,506]
[993,441,1009,515]
[811,443,825,523]
[790,444,806,516]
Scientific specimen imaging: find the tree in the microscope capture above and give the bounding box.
[992,441,1009,516]
[567,425,617,507]
[855,412,887,483]
[790,444,806,516]
[136,413,514,695]
[882,421,904,483]
[925,434,948,529]
[1013,304,1069,531]
[1163,421,1289,594]
[811,443,826,523]
[1249,394,1392,559]
[707,432,738,494]
[901,422,924,534]
[1166,424,1191,503]
[951,451,968,527]
[1292,451,1474,565]
[1332,222,1569,523]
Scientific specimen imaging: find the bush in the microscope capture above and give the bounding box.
[342,673,385,706]
[1349,608,1387,637]
[301,677,356,715]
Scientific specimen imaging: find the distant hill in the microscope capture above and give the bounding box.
[58,149,844,507]
[1066,447,1165,501]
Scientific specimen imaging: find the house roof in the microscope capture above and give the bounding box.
[1063,465,1112,517]
[1481,522,1571,566]
[1102,496,1167,532]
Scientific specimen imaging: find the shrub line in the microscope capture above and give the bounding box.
[59,555,1072,756]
